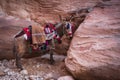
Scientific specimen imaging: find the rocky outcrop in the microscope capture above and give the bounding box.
[0,0,102,59]
[65,0,120,80]
[0,15,33,59]
[0,0,102,24]
[58,75,74,80]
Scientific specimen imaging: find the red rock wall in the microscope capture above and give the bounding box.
[0,0,101,23]
[0,0,101,59]
[65,0,120,80]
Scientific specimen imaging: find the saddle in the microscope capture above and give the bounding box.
[32,25,46,44]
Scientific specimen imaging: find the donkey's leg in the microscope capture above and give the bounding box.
[15,53,23,70]
[15,38,27,70]
[49,50,55,64]
[49,39,55,64]
[13,39,23,70]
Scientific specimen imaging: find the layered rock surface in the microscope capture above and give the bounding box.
[0,0,101,59]
[65,0,120,80]
[0,0,101,23]
[0,15,32,59]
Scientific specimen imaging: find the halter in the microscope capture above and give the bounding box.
[63,21,73,38]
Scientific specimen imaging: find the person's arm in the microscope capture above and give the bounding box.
[14,30,25,38]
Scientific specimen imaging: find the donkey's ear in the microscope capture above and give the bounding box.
[59,15,62,22]
[69,15,74,22]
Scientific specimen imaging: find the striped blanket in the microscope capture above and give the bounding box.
[32,25,46,44]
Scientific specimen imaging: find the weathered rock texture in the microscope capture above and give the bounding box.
[0,15,32,59]
[0,0,101,23]
[65,0,120,80]
[0,0,102,59]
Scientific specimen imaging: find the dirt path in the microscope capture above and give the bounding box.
[0,54,72,80]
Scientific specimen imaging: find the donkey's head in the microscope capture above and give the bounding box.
[54,20,74,39]
[64,21,74,38]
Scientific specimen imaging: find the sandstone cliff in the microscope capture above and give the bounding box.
[0,0,101,23]
[65,0,120,80]
[0,0,101,59]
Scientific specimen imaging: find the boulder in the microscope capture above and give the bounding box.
[65,1,120,80]
[0,15,32,59]
[0,71,5,76]
[57,75,74,80]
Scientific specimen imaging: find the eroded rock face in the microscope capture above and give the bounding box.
[0,0,102,59]
[65,0,120,80]
[0,0,101,23]
[0,15,32,59]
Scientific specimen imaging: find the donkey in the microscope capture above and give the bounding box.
[13,22,75,70]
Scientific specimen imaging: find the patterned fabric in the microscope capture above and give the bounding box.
[23,27,31,40]
[32,25,46,44]
[44,23,56,34]
[44,23,56,40]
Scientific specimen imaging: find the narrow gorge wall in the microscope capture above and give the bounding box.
[0,0,102,23]
[0,0,102,59]
[0,0,120,80]
[65,0,120,80]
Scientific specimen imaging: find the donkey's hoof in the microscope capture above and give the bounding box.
[16,64,23,70]
[18,67,23,70]
[49,60,55,65]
